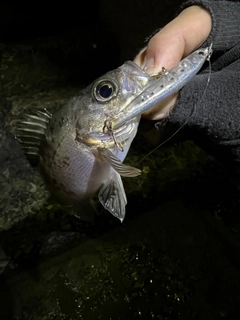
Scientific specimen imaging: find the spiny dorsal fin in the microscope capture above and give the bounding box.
[16,108,52,165]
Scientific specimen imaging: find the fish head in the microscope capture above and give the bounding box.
[70,61,150,141]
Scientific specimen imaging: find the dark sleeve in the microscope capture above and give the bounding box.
[179,1,240,51]
[160,56,240,162]
[156,0,240,162]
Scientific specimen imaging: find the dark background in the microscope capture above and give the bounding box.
[0,0,184,83]
[2,1,240,319]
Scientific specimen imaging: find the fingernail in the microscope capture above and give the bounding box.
[142,57,156,75]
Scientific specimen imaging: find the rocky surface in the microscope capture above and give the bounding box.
[0,0,240,319]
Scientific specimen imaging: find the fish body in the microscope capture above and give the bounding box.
[39,90,142,220]
[17,46,211,222]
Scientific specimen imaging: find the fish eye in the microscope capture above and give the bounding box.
[93,79,118,102]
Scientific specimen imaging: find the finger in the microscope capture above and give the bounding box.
[134,47,147,66]
[134,6,212,75]
[142,29,185,74]
[142,92,179,120]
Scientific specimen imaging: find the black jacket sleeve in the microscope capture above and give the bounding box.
[180,0,240,51]
[157,0,240,162]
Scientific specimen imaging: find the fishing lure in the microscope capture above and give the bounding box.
[112,45,213,130]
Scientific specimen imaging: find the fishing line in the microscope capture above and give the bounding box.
[137,52,212,165]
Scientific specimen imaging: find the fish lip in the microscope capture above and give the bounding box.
[112,117,139,137]
[124,60,146,74]
[89,116,139,143]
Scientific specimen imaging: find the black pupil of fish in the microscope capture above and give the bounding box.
[99,84,113,98]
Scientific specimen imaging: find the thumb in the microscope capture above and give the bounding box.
[133,25,186,75]
[134,6,212,75]
[141,30,185,75]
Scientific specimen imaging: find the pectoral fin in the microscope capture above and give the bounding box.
[98,147,141,177]
[98,171,127,222]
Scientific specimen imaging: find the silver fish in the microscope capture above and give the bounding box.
[16,46,211,222]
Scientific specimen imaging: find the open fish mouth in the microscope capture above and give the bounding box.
[121,60,147,74]
[89,115,140,145]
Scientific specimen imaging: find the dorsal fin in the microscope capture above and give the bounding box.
[16,109,52,165]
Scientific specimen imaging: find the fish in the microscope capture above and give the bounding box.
[16,46,212,222]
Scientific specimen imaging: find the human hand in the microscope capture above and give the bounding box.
[134,5,212,120]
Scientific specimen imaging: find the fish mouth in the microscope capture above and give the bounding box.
[123,60,146,74]
[87,115,140,147]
